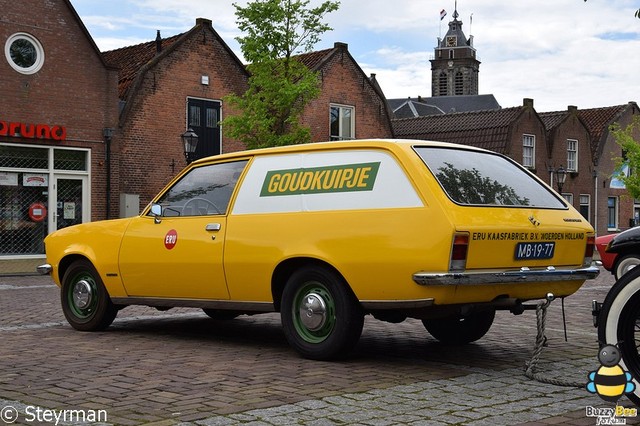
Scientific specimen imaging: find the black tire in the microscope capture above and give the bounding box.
[422,309,495,345]
[598,266,640,405]
[61,259,117,331]
[281,266,364,360]
[615,254,640,280]
[202,309,239,320]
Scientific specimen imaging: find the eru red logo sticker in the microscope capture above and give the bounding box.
[164,229,178,250]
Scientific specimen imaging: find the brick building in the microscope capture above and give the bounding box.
[1,0,119,272]
[102,18,250,214]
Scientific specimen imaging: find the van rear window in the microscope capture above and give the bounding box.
[414,147,565,208]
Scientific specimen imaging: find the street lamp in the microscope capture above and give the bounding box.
[181,128,199,164]
[555,165,567,193]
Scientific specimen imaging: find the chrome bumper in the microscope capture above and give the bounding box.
[413,264,600,286]
[37,263,52,275]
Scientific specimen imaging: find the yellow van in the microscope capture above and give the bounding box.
[40,140,598,360]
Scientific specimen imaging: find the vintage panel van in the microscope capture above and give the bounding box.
[39,140,598,359]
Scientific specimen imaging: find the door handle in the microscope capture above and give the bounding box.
[205,223,221,232]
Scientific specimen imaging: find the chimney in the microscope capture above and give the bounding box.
[523,98,534,108]
[156,30,162,53]
[334,42,348,50]
[568,105,577,113]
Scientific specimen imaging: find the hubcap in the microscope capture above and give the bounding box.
[299,292,327,331]
[72,279,93,309]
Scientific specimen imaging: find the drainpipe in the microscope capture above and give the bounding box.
[103,128,113,219]
[593,169,598,234]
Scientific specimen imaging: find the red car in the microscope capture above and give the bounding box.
[596,227,640,279]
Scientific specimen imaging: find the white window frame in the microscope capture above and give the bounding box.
[567,139,578,172]
[522,134,535,168]
[562,193,573,206]
[5,32,45,75]
[580,194,590,222]
[330,104,355,141]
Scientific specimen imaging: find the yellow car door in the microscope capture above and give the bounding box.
[118,159,248,300]
[118,214,228,299]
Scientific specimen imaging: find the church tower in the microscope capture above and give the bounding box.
[430,5,480,97]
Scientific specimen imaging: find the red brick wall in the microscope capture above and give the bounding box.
[302,48,393,142]
[118,25,248,209]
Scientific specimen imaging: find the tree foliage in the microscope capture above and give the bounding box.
[612,116,640,199]
[223,0,340,149]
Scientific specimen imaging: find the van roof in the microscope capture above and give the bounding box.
[191,139,490,165]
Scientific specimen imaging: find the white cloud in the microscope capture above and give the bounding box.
[72,0,640,111]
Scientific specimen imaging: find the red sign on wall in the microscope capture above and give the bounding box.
[0,121,66,141]
[29,203,47,222]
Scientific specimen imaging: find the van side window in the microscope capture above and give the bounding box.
[154,160,248,217]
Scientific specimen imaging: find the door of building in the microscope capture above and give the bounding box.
[187,97,222,159]
[52,176,88,231]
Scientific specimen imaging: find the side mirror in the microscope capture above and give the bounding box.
[151,204,162,224]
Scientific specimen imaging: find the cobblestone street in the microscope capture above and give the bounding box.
[0,268,638,425]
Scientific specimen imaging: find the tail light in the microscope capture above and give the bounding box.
[449,232,469,272]
[584,235,595,266]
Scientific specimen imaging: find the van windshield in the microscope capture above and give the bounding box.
[414,146,566,208]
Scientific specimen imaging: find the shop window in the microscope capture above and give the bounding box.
[0,145,48,169]
[0,172,49,255]
[5,32,45,75]
[54,149,87,171]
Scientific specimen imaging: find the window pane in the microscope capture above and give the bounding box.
[189,105,201,127]
[608,197,617,228]
[330,107,339,140]
[0,146,48,169]
[341,108,352,139]
[415,147,565,208]
[154,161,248,216]
[206,108,218,128]
[54,149,87,171]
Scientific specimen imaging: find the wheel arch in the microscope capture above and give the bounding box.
[57,254,93,284]
[271,257,356,312]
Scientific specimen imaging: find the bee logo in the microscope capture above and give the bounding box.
[587,344,636,402]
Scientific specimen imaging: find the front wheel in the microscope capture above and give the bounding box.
[61,259,117,331]
[281,266,364,360]
[598,266,640,405]
[422,310,495,345]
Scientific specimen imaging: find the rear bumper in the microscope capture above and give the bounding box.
[413,264,600,286]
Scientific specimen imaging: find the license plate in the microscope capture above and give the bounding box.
[515,242,555,260]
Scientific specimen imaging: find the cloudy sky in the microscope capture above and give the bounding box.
[70,0,640,112]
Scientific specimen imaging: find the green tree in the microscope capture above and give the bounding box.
[223,0,340,149]
[612,116,640,198]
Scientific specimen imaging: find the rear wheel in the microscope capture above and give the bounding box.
[615,254,640,280]
[281,266,364,360]
[61,259,117,331]
[598,266,640,405]
[422,310,495,344]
